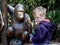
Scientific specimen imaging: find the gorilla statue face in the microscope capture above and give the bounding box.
[15,8,25,22]
[17,10,24,19]
[18,12,23,18]
[14,4,25,22]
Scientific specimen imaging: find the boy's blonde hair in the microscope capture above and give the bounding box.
[33,6,47,15]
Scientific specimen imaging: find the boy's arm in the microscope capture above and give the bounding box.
[7,4,14,15]
[31,24,49,42]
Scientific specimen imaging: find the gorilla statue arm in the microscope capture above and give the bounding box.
[7,4,15,24]
[25,13,32,33]
[7,4,14,15]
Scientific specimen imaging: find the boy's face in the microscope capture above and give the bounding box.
[33,12,45,24]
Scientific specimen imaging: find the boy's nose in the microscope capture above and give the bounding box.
[35,19,37,22]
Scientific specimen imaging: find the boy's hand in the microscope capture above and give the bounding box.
[29,34,33,42]
[30,36,32,42]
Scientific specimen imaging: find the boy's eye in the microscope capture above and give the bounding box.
[34,17,39,19]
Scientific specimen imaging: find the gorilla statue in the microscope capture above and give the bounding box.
[6,4,32,45]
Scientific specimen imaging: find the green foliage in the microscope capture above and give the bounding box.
[46,9,60,23]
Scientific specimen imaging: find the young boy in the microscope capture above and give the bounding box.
[30,6,55,45]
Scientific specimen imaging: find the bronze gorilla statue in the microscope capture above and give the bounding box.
[6,4,32,45]
[0,10,4,43]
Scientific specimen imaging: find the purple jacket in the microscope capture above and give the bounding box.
[31,21,55,43]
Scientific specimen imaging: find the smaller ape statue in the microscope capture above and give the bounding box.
[0,10,4,43]
[0,10,4,32]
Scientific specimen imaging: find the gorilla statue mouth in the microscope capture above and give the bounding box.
[17,18,24,23]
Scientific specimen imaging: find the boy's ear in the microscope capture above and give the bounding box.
[33,12,35,17]
[43,8,47,15]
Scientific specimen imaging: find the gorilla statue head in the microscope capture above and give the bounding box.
[14,4,25,22]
